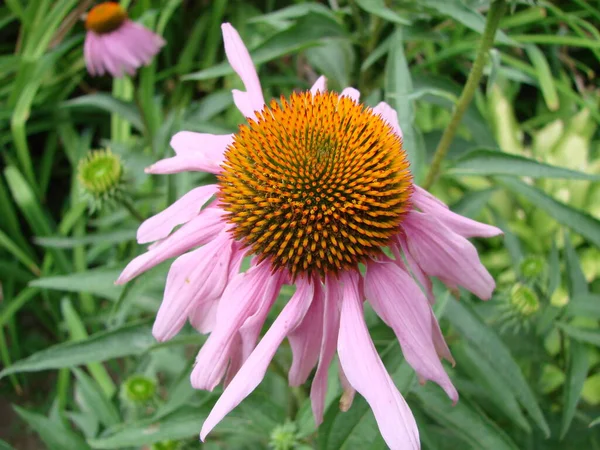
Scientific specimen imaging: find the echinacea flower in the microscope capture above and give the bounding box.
[117,23,502,450]
[84,2,165,77]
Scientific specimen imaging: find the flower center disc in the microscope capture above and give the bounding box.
[218,91,413,279]
[85,2,127,34]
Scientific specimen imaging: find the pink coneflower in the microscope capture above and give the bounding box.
[117,23,502,450]
[84,2,165,77]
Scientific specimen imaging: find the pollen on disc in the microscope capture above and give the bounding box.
[218,91,413,279]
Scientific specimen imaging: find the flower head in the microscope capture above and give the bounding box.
[77,148,126,212]
[117,23,502,450]
[84,2,165,77]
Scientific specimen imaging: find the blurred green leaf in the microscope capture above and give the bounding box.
[73,368,121,429]
[525,44,559,111]
[0,322,154,378]
[446,299,550,436]
[355,0,410,25]
[556,323,600,347]
[29,269,124,301]
[450,149,600,180]
[0,439,15,450]
[498,177,600,248]
[34,230,136,248]
[13,405,90,450]
[415,383,520,450]
[385,28,424,179]
[183,12,346,81]
[564,294,600,319]
[62,94,144,131]
[560,341,589,439]
[563,232,589,297]
[420,0,515,45]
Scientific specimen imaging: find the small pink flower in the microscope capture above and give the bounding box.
[117,23,503,450]
[84,2,165,77]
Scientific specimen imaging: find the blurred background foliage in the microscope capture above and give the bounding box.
[0,0,599,449]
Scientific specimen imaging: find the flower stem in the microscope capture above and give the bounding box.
[120,197,145,223]
[422,0,508,190]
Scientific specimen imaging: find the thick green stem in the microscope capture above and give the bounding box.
[422,0,508,190]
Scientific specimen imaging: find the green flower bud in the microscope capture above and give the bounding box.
[151,440,180,450]
[121,374,157,405]
[519,255,546,280]
[269,421,299,450]
[77,149,125,212]
[510,283,540,317]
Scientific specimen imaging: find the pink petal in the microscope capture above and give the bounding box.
[413,186,502,238]
[337,272,420,450]
[190,262,284,391]
[392,236,434,304]
[310,275,342,425]
[221,23,265,117]
[310,76,327,94]
[84,33,99,76]
[372,102,403,140]
[152,232,240,341]
[137,184,218,244]
[340,87,360,102]
[430,310,454,365]
[402,211,496,300]
[288,281,324,386]
[365,260,458,403]
[146,132,232,175]
[116,207,224,284]
[200,278,314,440]
[188,296,219,334]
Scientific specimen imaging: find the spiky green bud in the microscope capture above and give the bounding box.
[510,283,540,317]
[269,421,299,450]
[77,149,125,212]
[121,374,157,405]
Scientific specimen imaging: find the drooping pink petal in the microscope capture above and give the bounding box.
[190,261,284,391]
[413,186,502,238]
[402,211,496,300]
[221,23,265,117]
[365,260,458,403]
[137,184,218,244]
[310,76,327,94]
[116,207,224,284]
[288,281,324,386]
[84,33,100,76]
[430,310,454,365]
[372,102,403,140]
[337,271,420,450]
[152,231,239,342]
[310,275,342,425]
[340,87,360,102]
[392,235,434,304]
[200,278,314,440]
[146,132,233,175]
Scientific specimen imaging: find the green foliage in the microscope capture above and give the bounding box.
[1,0,599,449]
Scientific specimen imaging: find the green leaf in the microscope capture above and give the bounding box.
[525,44,559,111]
[564,294,600,319]
[13,405,90,450]
[183,12,346,81]
[563,232,589,297]
[414,383,520,450]
[590,416,600,428]
[0,287,40,329]
[556,323,600,347]
[452,342,531,432]
[34,230,136,248]
[62,94,144,131]
[560,341,589,438]
[355,0,410,25]
[449,149,600,180]
[0,229,39,274]
[88,406,210,449]
[0,322,154,378]
[29,269,124,301]
[498,177,600,247]
[385,28,424,179]
[451,188,496,218]
[420,0,515,44]
[73,368,121,429]
[0,439,15,450]
[446,299,550,436]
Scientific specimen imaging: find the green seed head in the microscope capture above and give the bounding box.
[121,374,157,405]
[510,283,540,317]
[269,421,299,450]
[77,149,125,211]
[519,255,546,280]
